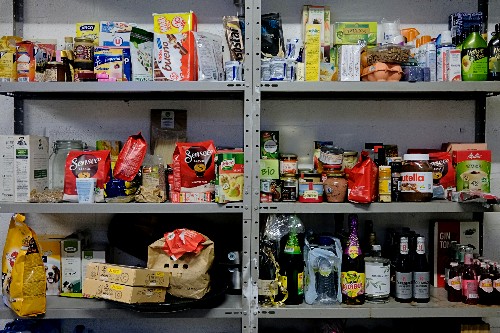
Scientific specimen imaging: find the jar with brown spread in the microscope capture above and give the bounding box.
[400,154,433,202]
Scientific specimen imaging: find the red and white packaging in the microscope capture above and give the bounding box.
[345,151,378,203]
[153,32,197,81]
[15,41,36,82]
[113,132,147,181]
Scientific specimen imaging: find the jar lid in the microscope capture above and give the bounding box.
[343,151,358,156]
[47,61,63,65]
[403,153,429,161]
[74,37,93,43]
[281,173,297,178]
[280,153,297,159]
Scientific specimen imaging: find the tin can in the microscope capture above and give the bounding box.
[225,61,242,81]
[280,153,298,176]
[281,174,297,202]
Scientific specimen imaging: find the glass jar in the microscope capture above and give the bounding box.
[281,174,298,202]
[279,153,298,176]
[323,167,348,203]
[73,37,94,70]
[342,151,358,170]
[51,140,85,189]
[400,154,433,202]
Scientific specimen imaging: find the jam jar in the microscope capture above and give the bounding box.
[400,154,433,202]
[323,165,348,203]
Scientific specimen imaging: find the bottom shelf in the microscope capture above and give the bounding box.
[259,288,500,318]
[0,294,243,319]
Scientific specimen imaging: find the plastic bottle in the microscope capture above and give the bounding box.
[461,25,488,81]
[437,31,455,81]
[488,23,500,81]
[364,244,391,303]
[341,214,365,305]
[412,236,430,303]
[395,236,412,303]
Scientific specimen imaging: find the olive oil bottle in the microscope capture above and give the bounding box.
[461,25,488,81]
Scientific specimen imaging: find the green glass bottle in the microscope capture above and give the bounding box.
[280,227,304,305]
[488,23,500,81]
[461,25,488,81]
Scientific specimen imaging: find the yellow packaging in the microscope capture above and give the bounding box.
[305,24,321,81]
[0,36,22,81]
[76,22,100,46]
[302,6,331,62]
[39,234,65,296]
[82,278,166,304]
[153,12,198,34]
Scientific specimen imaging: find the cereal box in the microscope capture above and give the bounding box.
[215,149,244,203]
[76,22,100,46]
[153,32,197,81]
[453,150,491,193]
[153,12,198,34]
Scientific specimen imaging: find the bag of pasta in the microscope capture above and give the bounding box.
[2,213,46,317]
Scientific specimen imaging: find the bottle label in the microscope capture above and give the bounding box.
[348,245,360,259]
[494,278,500,292]
[462,48,488,78]
[395,271,412,299]
[400,171,432,193]
[479,278,493,293]
[258,279,278,296]
[462,279,479,298]
[341,271,365,298]
[297,272,304,295]
[413,271,430,299]
[365,262,390,297]
[490,45,500,74]
[448,276,462,291]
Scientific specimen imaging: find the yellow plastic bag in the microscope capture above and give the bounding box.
[2,213,46,316]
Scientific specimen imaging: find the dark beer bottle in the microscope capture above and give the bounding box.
[280,227,304,305]
[341,214,365,305]
[412,236,430,303]
[395,236,412,303]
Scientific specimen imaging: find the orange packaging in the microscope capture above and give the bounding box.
[15,41,36,82]
[153,12,197,34]
[153,32,197,81]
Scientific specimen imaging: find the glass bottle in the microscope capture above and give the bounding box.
[478,262,495,305]
[51,140,85,189]
[492,262,500,305]
[340,214,365,305]
[412,236,430,303]
[258,238,280,306]
[395,236,412,303]
[461,25,488,81]
[461,246,479,304]
[364,244,390,303]
[444,241,458,291]
[323,166,347,203]
[488,23,500,81]
[447,262,462,302]
[280,226,304,305]
[389,161,402,202]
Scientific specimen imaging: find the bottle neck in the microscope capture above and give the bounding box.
[399,238,409,255]
[284,232,301,255]
[416,238,425,255]
[464,253,474,265]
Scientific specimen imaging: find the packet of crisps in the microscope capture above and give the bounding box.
[114,132,148,181]
[2,213,46,317]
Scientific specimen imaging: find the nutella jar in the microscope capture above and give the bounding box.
[400,154,433,202]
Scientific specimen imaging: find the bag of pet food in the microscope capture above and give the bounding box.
[113,132,148,182]
[147,229,214,299]
[172,140,216,193]
[2,213,46,317]
[63,150,111,202]
[345,151,378,203]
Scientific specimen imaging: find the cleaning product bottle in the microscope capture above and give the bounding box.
[437,31,454,81]
[461,25,488,81]
[488,23,500,81]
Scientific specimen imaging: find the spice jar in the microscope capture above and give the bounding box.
[323,165,347,203]
[280,153,298,176]
[400,154,433,202]
[281,174,298,202]
[51,140,85,189]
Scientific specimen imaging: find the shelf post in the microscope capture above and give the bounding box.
[13,0,24,135]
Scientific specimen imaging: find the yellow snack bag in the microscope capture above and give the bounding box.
[2,213,46,317]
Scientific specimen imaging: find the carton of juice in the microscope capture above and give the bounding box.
[15,41,36,82]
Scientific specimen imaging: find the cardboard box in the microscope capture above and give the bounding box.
[85,262,170,287]
[338,45,362,81]
[76,22,100,46]
[153,32,197,81]
[452,150,491,192]
[302,6,330,62]
[215,149,244,203]
[82,278,167,304]
[442,142,487,153]
[334,22,378,45]
[0,135,50,202]
[39,234,65,296]
[429,220,482,288]
[60,238,82,296]
[304,24,321,81]
[153,12,198,34]
[81,250,106,282]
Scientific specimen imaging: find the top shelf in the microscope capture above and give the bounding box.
[260,82,500,100]
[0,82,246,100]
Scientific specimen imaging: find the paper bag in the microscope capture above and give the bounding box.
[2,213,46,316]
[147,231,214,299]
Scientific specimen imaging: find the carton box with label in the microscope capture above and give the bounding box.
[81,250,106,283]
[39,234,65,296]
[60,238,82,296]
[85,262,170,288]
[452,150,491,192]
[82,278,167,304]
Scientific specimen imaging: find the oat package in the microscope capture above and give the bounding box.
[2,213,46,317]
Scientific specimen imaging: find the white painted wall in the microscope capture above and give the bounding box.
[0,0,499,332]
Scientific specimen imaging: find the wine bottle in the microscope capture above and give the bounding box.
[341,214,365,305]
[280,226,304,305]
[412,236,430,303]
[395,236,412,303]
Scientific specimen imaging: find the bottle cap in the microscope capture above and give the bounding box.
[440,31,452,44]
[64,36,73,43]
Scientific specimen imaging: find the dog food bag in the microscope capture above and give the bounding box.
[113,132,147,182]
[63,150,111,202]
[2,213,46,317]
[172,140,216,193]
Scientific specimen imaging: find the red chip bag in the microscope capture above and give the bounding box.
[162,229,206,260]
[345,151,378,203]
[63,150,111,202]
[114,132,147,181]
[429,151,455,189]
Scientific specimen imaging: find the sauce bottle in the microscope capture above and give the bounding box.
[341,214,365,305]
[394,236,412,303]
[461,25,488,81]
[488,23,500,81]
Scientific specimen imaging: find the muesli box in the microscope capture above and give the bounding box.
[153,32,197,81]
